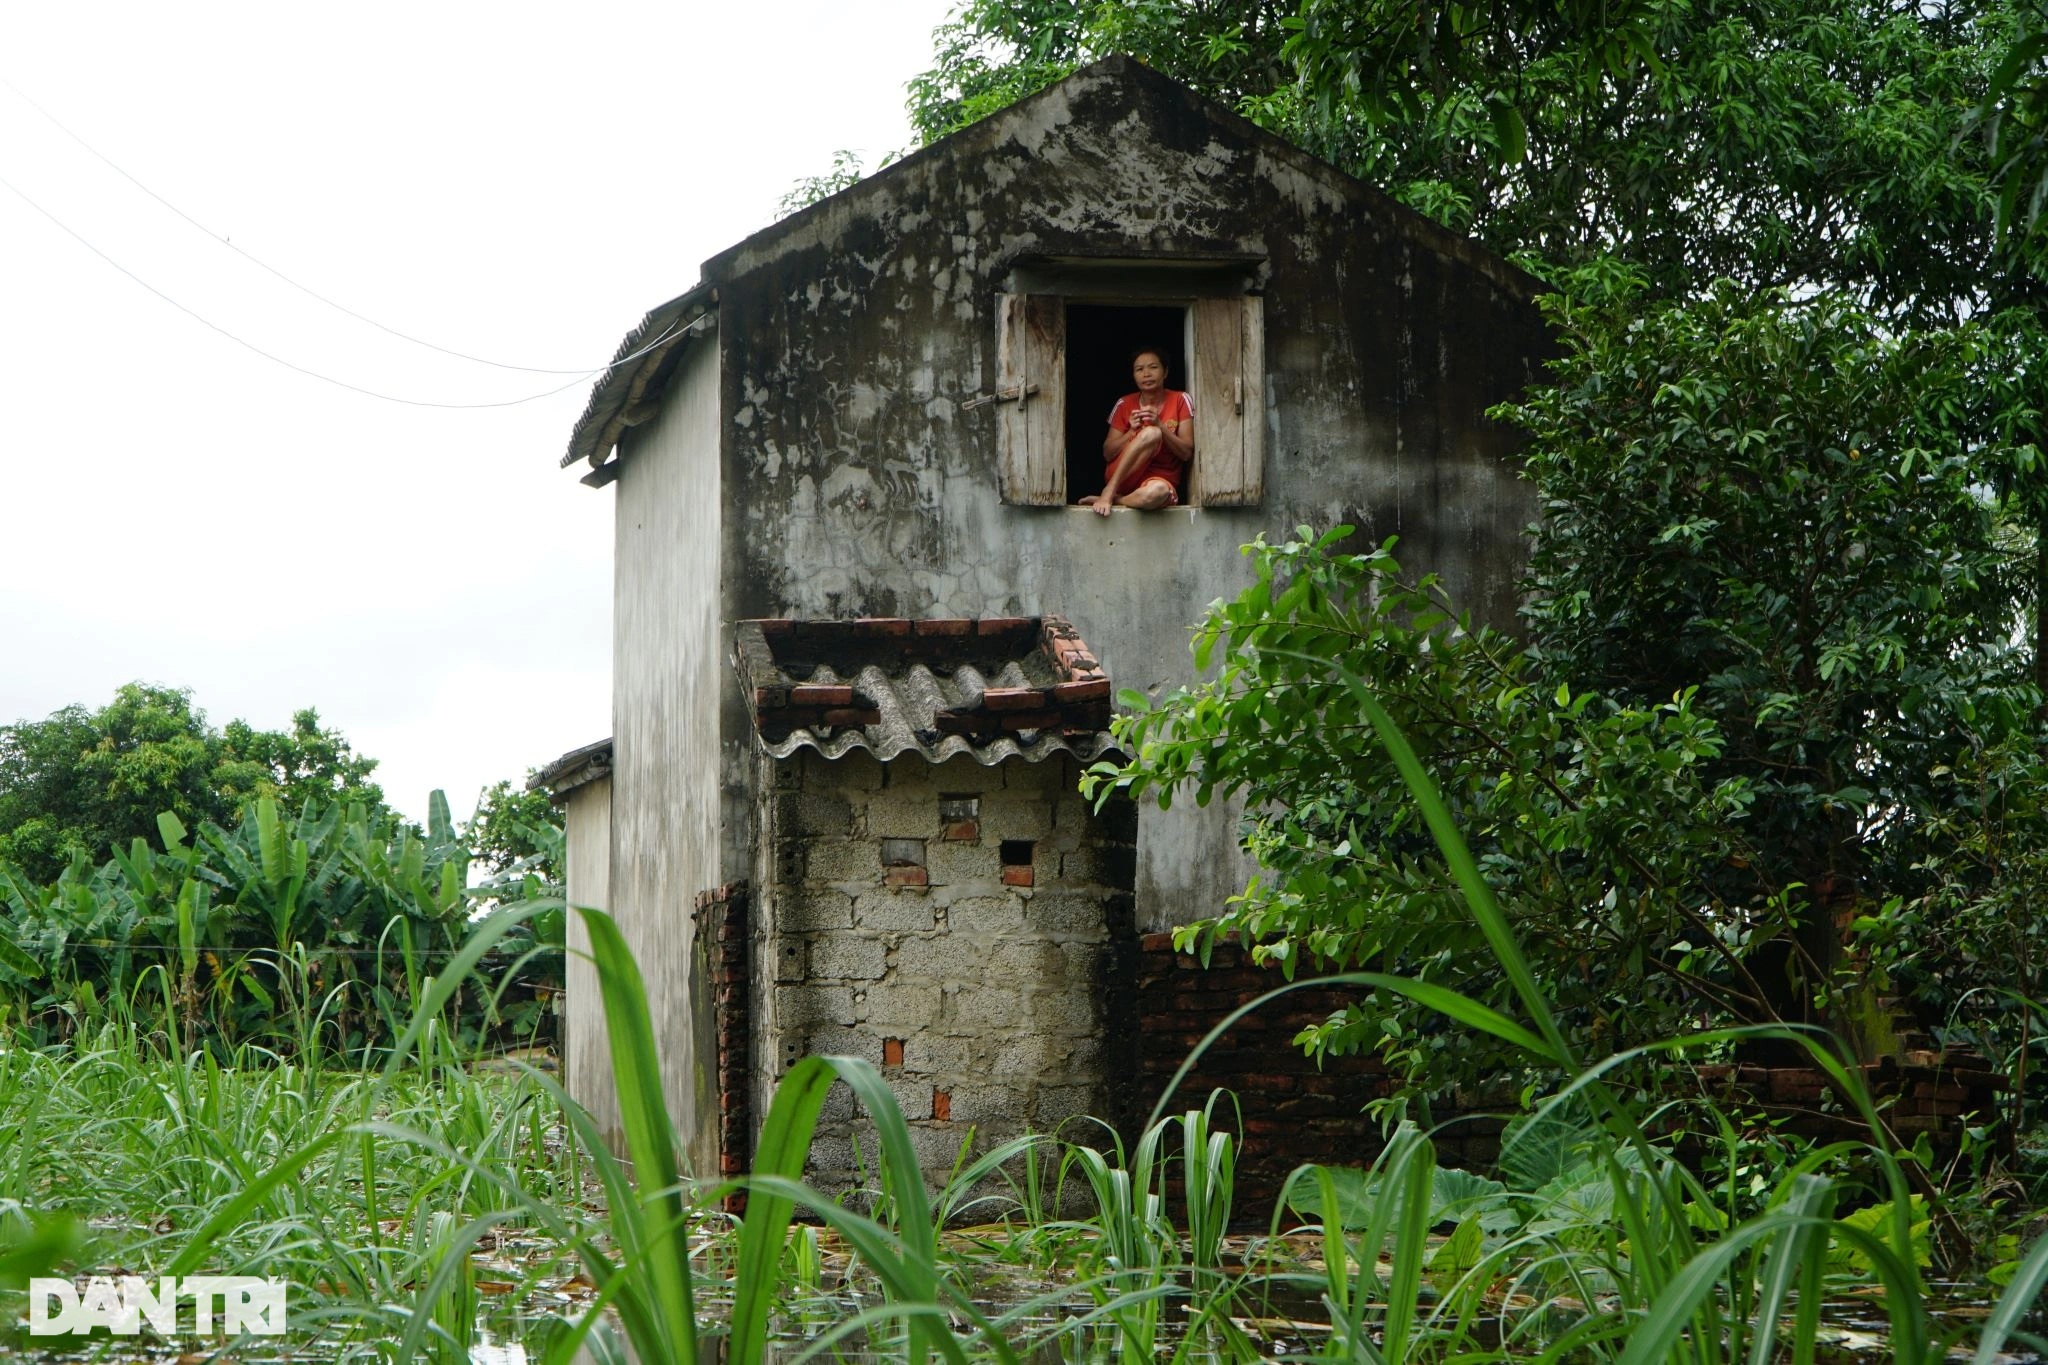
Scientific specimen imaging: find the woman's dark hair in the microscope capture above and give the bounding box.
[1127,345,1169,372]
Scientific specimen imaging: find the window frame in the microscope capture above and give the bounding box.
[994,260,1266,509]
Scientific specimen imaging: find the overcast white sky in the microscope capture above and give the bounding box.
[0,1,955,825]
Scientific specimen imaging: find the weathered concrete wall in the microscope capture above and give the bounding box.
[561,775,619,1149]
[704,59,1549,931]
[753,749,1138,1193]
[611,335,725,1177]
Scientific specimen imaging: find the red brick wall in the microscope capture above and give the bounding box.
[1134,934,2005,1220]
[696,882,752,1214]
[1133,933,1391,1212]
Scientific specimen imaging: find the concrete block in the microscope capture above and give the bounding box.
[979,796,1054,842]
[780,984,857,1028]
[1051,794,1094,837]
[910,1124,973,1173]
[903,1032,974,1073]
[1025,986,1103,1039]
[927,839,1001,886]
[1027,892,1110,935]
[772,936,807,982]
[804,1136,859,1180]
[810,935,888,981]
[819,1080,859,1124]
[772,841,805,887]
[1061,941,1112,983]
[888,1077,933,1120]
[1058,846,1110,885]
[925,756,1007,795]
[859,981,943,1031]
[990,1034,1065,1077]
[804,1026,879,1062]
[831,750,887,791]
[947,1082,1034,1127]
[894,934,999,983]
[948,986,1026,1030]
[865,790,942,840]
[777,791,853,837]
[949,897,1026,935]
[1000,758,1066,796]
[990,940,1067,982]
[1031,1083,1102,1126]
[1061,1036,1107,1077]
[801,836,881,885]
[781,888,854,931]
[854,893,937,932]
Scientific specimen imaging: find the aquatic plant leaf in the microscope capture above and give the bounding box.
[1286,1162,1509,1230]
[1829,1196,1929,1272]
[1499,1099,1600,1191]
[1974,1232,2048,1365]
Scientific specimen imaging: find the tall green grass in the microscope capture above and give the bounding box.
[3,658,2045,1363]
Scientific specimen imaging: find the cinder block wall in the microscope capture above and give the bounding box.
[753,749,1139,1195]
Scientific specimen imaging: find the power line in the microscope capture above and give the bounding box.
[0,169,678,411]
[0,71,613,376]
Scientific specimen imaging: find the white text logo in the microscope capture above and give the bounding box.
[28,1276,288,1336]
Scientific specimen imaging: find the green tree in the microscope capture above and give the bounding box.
[463,778,562,881]
[0,685,384,884]
[1510,284,2039,1022]
[1096,528,1761,1099]
[931,1,2048,1112]
[1096,288,2041,1099]
[910,0,2029,317]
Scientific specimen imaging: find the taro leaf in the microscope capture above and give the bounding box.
[1428,1214,1485,1287]
[1286,1164,1371,1226]
[1499,1100,1600,1191]
[1830,1196,1930,1272]
[1523,1167,1619,1236]
[1434,1166,1513,1229]
[1289,1163,1510,1231]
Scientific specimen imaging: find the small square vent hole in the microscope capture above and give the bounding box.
[880,838,927,868]
[1000,840,1034,867]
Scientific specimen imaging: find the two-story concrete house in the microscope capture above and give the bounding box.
[536,55,1549,1192]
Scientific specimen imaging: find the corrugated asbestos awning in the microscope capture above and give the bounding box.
[731,616,1121,766]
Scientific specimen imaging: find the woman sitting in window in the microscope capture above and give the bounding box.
[1079,347,1194,516]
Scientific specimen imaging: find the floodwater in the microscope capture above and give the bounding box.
[6,1236,2040,1363]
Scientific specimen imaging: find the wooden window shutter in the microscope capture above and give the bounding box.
[1187,295,1265,506]
[995,294,1067,504]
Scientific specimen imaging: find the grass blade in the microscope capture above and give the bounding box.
[578,906,697,1365]
[729,1055,837,1365]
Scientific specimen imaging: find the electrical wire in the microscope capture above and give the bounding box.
[0,70,612,376]
[0,169,681,411]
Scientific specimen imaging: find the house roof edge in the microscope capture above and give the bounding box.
[560,282,717,476]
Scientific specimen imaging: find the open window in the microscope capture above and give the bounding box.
[995,265,1265,508]
[1064,304,1186,505]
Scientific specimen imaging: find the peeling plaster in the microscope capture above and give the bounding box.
[702,58,1545,925]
